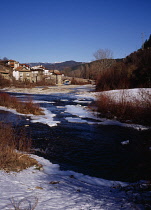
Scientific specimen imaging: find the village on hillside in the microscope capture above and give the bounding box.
[0,59,93,86]
[0,59,65,85]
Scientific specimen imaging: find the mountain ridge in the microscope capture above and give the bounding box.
[27,60,85,71]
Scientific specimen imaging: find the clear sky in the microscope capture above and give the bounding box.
[0,0,151,63]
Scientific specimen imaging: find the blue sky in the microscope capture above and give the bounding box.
[1,0,151,63]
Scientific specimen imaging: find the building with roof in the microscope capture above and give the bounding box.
[49,70,63,85]
[13,67,31,82]
[7,60,20,69]
[30,68,44,83]
[0,65,12,80]
[7,60,63,84]
[0,69,10,80]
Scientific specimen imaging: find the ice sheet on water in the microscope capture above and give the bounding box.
[34,100,55,104]
[65,117,88,123]
[73,99,92,104]
[65,105,98,120]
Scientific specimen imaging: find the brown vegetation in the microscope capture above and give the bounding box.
[64,59,117,80]
[96,48,151,91]
[95,90,151,126]
[11,77,56,88]
[70,77,90,85]
[0,122,40,172]
[0,92,44,115]
[0,74,11,88]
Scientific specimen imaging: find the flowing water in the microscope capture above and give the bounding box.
[0,86,151,182]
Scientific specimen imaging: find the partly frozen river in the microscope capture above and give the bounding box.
[0,85,151,182]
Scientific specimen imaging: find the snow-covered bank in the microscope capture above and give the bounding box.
[73,87,151,129]
[76,88,151,102]
[0,106,60,127]
[65,104,149,130]
[0,154,138,210]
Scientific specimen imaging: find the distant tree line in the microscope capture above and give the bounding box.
[63,57,121,80]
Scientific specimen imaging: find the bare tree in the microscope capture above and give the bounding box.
[93,48,113,60]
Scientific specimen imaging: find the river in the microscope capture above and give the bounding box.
[0,85,151,182]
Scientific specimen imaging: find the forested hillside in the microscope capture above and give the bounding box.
[96,35,151,91]
[63,59,122,79]
[29,61,83,71]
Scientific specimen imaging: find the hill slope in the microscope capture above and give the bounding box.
[28,60,84,71]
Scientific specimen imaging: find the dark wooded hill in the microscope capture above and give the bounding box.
[28,60,84,71]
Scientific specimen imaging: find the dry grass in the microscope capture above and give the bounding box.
[9,196,38,210]
[96,89,151,126]
[0,92,44,115]
[0,122,41,172]
[11,78,56,88]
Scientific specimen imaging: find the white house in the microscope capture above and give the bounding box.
[31,65,51,76]
[13,66,31,82]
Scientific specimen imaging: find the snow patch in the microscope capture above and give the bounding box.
[33,155,127,188]
[56,106,64,109]
[31,108,60,127]
[34,100,55,104]
[60,99,68,102]
[0,106,60,127]
[0,154,133,210]
[76,88,151,103]
[121,140,130,145]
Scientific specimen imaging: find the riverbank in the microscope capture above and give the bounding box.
[1,85,90,95]
[0,86,151,208]
[0,154,144,210]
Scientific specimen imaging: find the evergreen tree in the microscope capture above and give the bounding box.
[144,34,151,49]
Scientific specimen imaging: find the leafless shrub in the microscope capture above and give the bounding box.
[96,89,151,125]
[0,122,40,172]
[0,92,44,115]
